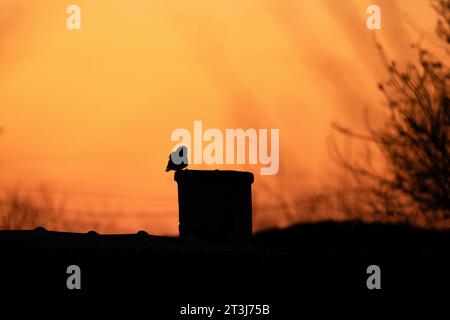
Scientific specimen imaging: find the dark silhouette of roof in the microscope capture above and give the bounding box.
[1,222,450,310]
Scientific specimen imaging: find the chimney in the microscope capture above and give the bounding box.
[174,170,254,241]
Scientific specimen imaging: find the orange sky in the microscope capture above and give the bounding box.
[0,0,439,234]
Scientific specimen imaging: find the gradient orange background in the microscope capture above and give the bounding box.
[0,0,438,234]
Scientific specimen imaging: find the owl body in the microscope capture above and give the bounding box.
[166,146,188,172]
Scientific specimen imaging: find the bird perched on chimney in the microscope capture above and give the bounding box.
[166,146,188,172]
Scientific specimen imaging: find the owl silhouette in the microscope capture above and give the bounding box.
[165,146,188,172]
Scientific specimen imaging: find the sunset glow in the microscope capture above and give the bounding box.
[0,0,439,234]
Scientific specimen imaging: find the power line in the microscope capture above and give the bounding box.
[0,185,175,201]
[0,203,177,218]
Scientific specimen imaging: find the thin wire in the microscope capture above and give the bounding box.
[0,203,177,219]
[0,185,175,201]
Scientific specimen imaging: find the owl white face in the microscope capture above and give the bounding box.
[170,121,279,175]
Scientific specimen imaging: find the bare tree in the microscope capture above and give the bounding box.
[331,0,449,227]
[0,187,66,230]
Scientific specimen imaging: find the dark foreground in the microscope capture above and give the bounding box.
[1,221,450,317]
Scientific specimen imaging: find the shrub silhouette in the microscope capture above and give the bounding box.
[331,0,449,227]
[0,187,62,230]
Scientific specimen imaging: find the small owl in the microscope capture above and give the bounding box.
[166,146,188,172]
